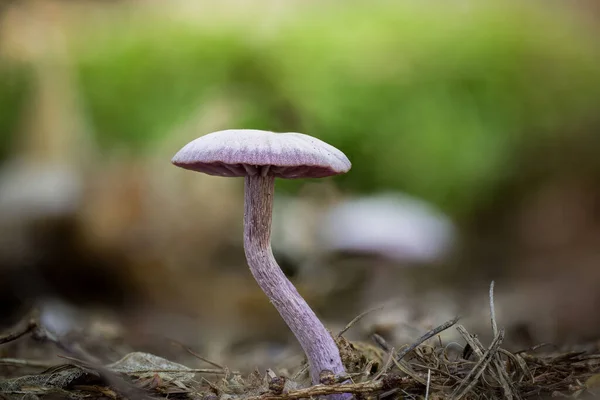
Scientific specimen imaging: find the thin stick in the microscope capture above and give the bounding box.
[455,325,518,399]
[489,281,498,337]
[124,368,233,375]
[487,281,519,399]
[425,369,431,400]
[175,343,224,370]
[0,358,56,368]
[56,355,232,375]
[391,357,428,386]
[395,316,460,363]
[200,376,222,394]
[292,364,309,381]
[451,329,505,400]
[373,347,395,381]
[371,333,392,352]
[240,377,407,400]
[0,320,37,345]
[337,305,384,338]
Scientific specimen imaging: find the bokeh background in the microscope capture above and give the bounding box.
[1,0,600,372]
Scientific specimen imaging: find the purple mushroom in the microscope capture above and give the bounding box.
[172,129,351,387]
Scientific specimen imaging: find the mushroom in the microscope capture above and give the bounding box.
[315,193,457,344]
[320,192,455,264]
[172,129,351,387]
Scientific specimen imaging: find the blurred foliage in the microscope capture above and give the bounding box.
[6,2,600,216]
[0,62,31,162]
[261,4,600,215]
[72,21,256,150]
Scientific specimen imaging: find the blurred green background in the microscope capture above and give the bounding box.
[3,1,600,216]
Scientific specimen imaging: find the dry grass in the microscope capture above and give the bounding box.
[1,283,600,400]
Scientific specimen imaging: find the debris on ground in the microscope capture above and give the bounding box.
[1,283,599,400]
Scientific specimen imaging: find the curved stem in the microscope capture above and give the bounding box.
[243,174,347,385]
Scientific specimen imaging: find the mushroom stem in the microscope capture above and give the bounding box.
[243,174,348,386]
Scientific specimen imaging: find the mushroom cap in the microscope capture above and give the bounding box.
[172,129,351,179]
[319,193,456,264]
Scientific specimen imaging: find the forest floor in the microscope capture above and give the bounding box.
[1,285,600,400]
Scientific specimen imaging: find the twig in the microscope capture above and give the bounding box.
[240,377,407,400]
[57,354,233,375]
[117,368,233,375]
[549,351,587,363]
[58,354,236,377]
[425,369,431,400]
[0,358,56,368]
[515,343,555,355]
[395,316,460,363]
[200,376,221,394]
[337,305,384,338]
[371,317,460,392]
[487,281,520,400]
[371,333,392,352]
[499,348,533,383]
[291,364,309,381]
[451,329,505,400]
[491,353,516,400]
[179,343,225,370]
[0,320,37,345]
[391,357,428,386]
[455,325,518,399]
[373,347,395,381]
[488,281,514,398]
[489,281,498,338]
[410,363,455,380]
